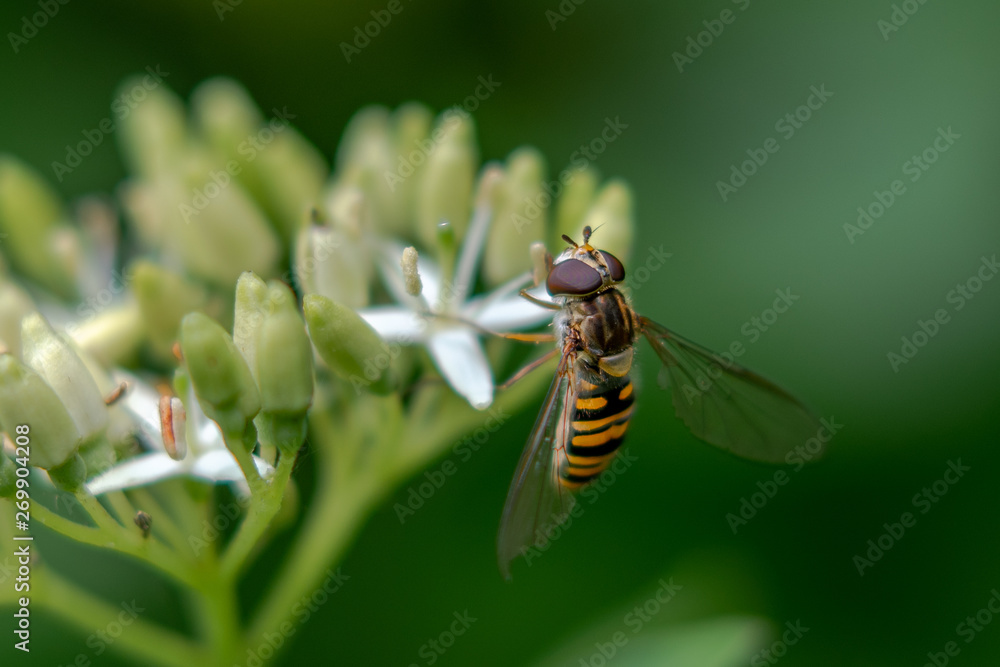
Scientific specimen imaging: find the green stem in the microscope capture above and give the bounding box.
[225,431,265,493]
[219,452,296,581]
[32,501,199,588]
[245,372,548,648]
[35,568,205,667]
[106,490,137,526]
[129,487,193,555]
[192,568,243,665]
[247,475,379,641]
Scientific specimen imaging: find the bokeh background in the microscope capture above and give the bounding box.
[2,0,1000,665]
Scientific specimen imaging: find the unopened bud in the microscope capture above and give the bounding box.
[303,294,396,395]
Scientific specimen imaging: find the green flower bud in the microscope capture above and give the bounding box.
[0,156,77,299]
[484,148,548,285]
[0,356,81,469]
[191,78,264,165]
[553,166,598,248]
[192,79,330,243]
[295,197,371,308]
[256,414,308,458]
[132,260,209,362]
[579,180,634,263]
[173,159,282,287]
[303,294,396,395]
[122,165,281,289]
[116,79,188,180]
[386,103,433,230]
[180,312,261,435]
[48,453,87,493]
[253,126,328,243]
[257,285,313,417]
[66,304,144,369]
[335,106,399,234]
[0,280,35,357]
[22,314,108,444]
[233,271,270,379]
[77,436,116,481]
[416,111,478,251]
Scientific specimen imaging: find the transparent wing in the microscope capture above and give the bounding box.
[497,356,576,579]
[640,316,822,464]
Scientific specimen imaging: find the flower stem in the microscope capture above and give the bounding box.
[32,499,199,588]
[192,567,243,665]
[129,486,193,555]
[35,568,205,667]
[225,430,265,492]
[219,451,296,581]
[106,489,137,526]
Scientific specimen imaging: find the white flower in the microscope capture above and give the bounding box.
[357,198,554,410]
[86,370,273,495]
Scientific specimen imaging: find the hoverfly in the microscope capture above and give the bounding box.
[497,226,822,578]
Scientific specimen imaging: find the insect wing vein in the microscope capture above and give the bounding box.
[639,316,822,463]
[497,358,577,579]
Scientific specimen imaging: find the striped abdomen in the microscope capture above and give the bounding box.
[558,375,635,490]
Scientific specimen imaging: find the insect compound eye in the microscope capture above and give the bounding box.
[599,250,626,282]
[546,258,603,296]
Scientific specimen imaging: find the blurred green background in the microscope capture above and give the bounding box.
[2,0,999,665]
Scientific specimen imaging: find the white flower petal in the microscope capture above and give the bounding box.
[190,449,274,483]
[467,293,555,332]
[427,328,494,409]
[357,307,430,342]
[86,452,185,495]
[112,370,166,452]
[184,382,226,454]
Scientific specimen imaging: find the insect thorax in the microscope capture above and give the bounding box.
[556,288,638,377]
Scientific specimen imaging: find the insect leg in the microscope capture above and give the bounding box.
[518,289,561,310]
[498,348,560,390]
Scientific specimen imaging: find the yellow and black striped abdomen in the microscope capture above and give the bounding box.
[559,377,635,490]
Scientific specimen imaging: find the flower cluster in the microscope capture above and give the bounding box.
[0,77,634,665]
